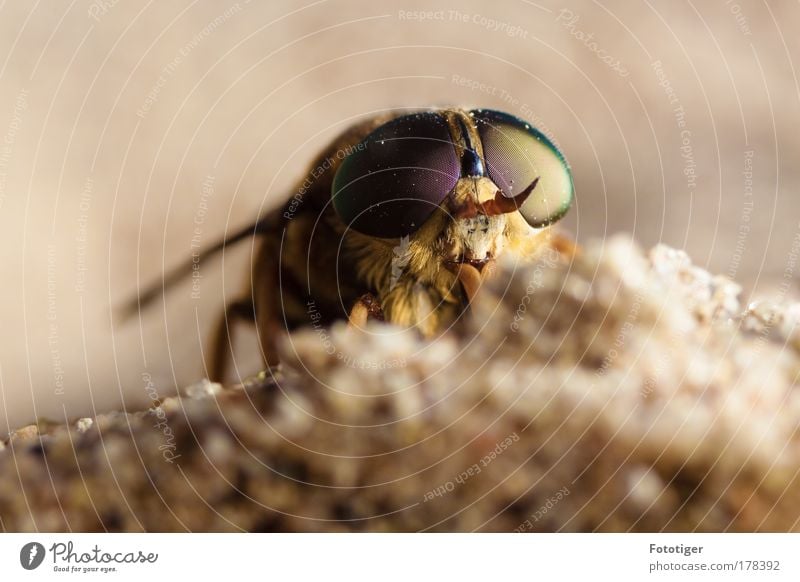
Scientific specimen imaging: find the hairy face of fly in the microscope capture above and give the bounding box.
[346,172,542,336]
[442,176,519,271]
[358,175,537,303]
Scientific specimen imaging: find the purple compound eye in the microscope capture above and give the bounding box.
[332,112,460,238]
[472,109,574,228]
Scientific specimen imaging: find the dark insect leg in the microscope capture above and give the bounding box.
[252,238,284,370]
[210,298,256,383]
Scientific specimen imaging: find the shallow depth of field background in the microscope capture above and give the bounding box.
[0,0,797,432]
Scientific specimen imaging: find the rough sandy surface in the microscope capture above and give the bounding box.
[2,236,799,532]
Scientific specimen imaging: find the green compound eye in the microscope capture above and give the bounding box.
[471,109,574,228]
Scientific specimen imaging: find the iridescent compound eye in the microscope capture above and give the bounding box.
[471,109,574,227]
[332,112,460,238]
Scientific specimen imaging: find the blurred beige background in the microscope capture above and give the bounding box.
[0,0,797,432]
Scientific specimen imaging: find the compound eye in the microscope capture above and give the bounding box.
[472,109,573,227]
[332,112,460,238]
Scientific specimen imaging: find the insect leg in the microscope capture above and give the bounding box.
[347,293,384,329]
[209,298,255,383]
[252,238,284,369]
[547,231,580,259]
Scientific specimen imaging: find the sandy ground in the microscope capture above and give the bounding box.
[5,238,800,533]
[0,0,798,432]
